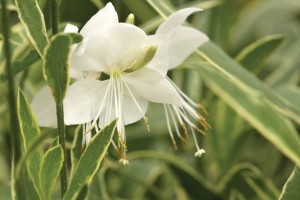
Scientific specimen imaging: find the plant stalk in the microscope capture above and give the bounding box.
[56,103,68,197]
[50,0,68,197]
[50,0,59,35]
[1,0,22,198]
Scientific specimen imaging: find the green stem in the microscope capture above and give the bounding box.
[50,0,59,35]
[1,0,22,198]
[56,103,68,197]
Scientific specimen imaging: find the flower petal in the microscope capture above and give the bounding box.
[146,34,170,75]
[30,86,57,127]
[105,23,147,69]
[168,26,208,68]
[122,68,181,106]
[70,34,112,73]
[80,2,118,37]
[64,80,108,125]
[156,8,202,34]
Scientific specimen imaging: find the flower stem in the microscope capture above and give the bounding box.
[49,0,67,197]
[1,0,22,198]
[56,103,68,197]
[50,0,59,35]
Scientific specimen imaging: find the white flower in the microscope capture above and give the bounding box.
[31,3,209,160]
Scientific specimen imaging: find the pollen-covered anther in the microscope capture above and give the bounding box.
[179,135,188,145]
[181,123,189,138]
[117,133,127,151]
[195,126,208,137]
[144,116,150,133]
[198,104,209,116]
[199,118,211,130]
[172,139,178,150]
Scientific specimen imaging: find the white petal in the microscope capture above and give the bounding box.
[105,23,147,69]
[64,23,79,33]
[80,3,118,37]
[64,80,108,125]
[69,67,82,80]
[70,34,112,73]
[168,26,208,68]
[123,95,148,124]
[30,86,57,127]
[156,8,202,34]
[146,34,170,75]
[122,68,181,106]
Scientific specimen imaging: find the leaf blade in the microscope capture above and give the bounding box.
[63,120,117,200]
[15,0,48,56]
[17,89,43,198]
[39,145,64,200]
[191,63,300,166]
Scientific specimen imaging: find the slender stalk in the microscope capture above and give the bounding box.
[50,0,59,35]
[1,0,22,198]
[56,103,68,197]
[50,0,67,197]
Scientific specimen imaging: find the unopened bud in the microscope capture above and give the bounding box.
[127,45,157,72]
[125,13,135,24]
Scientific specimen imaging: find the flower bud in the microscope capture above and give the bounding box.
[127,45,157,72]
[125,13,135,24]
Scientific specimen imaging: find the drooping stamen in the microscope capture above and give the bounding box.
[164,105,177,150]
[167,105,188,145]
[122,79,150,132]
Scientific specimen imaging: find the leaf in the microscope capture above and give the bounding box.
[43,34,72,103]
[190,63,300,166]
[218,163,279,199]
[235,35,284,72]
[146,0,300,125]
[13,49,41,75]
[71,125,83,175]
[15,0,49,57]
[279,166,300,200]
[63,120,117,200]
[17,89,43,198]
[39,145,64,200]
[128,151,221,199]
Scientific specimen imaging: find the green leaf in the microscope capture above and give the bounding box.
[13,49,41,75]
[43,34,72,103]
[235,35,284,72]
[199,42,300,124]
[63,120,117,200]
[218,163,279,199]
[279,166,300,200]
[39,145,64,200]
[15,0,49,57]
[71,125,83,176]
[128,151,221,199]
[190,63,300,166]
[17,89,43,198]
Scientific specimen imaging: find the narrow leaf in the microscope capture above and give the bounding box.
[13,49,40,76]
[63,120,117,200]
[71,125,83,176]
[279,166,300,200]
[191,63,300,166]
[17,89,43,198]
[43,34,72,103]
[15,0,48,56]
[235,35,284,72]
[39,145,64,200]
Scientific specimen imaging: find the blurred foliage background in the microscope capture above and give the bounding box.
[1,0,300,199]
